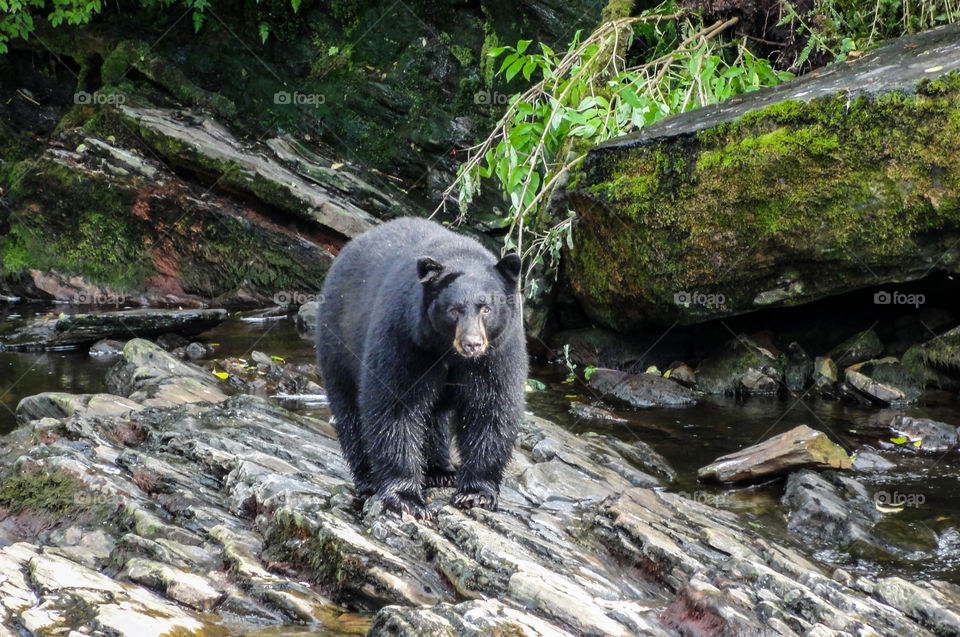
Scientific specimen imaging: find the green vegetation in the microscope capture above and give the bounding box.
[0,0,306,54]
[439,2,793,295]
[0,470,82,515]
[779,0,960,68]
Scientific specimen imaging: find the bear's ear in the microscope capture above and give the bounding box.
[496,253,522,284]
[417,256,444,284]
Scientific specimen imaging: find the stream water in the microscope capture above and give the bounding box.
[1,304,958,586]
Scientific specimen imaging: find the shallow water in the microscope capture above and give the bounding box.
[1,306,958,584]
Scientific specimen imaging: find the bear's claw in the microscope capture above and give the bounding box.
[381,492,432,521]
[451,490,498,511]
[425,468,457,488]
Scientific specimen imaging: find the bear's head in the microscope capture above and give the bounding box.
[417,253,521,358]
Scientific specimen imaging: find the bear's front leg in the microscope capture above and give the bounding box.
[359,355,443,520]
[451,363,523,511]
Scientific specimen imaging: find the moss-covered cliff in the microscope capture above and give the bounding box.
[564,24,960,330]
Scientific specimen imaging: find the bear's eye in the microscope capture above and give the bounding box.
[480,305,491,315]
[448,307,460,318]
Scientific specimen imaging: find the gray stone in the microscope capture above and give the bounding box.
[890,414,959,452]
[698,424,851,483]
[0,309,226,352]
[588,368,697,408]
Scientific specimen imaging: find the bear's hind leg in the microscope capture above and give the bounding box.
[425,408,456,488]
[325,376,375,495]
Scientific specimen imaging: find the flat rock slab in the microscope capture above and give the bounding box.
[698,424,851,483]
[0,309,226,351]
[588,368,697,407]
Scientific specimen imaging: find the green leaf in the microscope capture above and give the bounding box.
[517,39,532,54]
[526,378,546,391]
[498,53,518,74]
[487,46,507,57]
[522,59,537,81]
[505,57,525,82]
[259,23,269,44]
[890,436,907,444]
[291,0,301,11]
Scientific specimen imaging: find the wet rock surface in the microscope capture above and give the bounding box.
[782,470,939,561]
[0,338,958,636]
[0,309,226,351]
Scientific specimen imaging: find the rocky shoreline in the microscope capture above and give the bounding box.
[0,336,958,636]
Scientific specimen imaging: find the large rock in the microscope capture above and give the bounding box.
[587,368,697,408]
[0,309,226,351]
[562,25,960,329]
[119,107,384,238]
[698,424,852,483]
[106,338,229,407]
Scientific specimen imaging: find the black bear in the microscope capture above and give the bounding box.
[316,217,527,519]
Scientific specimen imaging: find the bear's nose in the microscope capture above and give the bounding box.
[461,336,484,356]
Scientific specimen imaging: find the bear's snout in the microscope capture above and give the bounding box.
[455,319,488,357]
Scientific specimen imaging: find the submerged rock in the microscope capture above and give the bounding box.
[783,470,938,561]
[568,401,628,423]
[588,368,697,408]
[89,338,127,361]
[0,309,226,352]
[698,424,851,483]
[889,415,960,452]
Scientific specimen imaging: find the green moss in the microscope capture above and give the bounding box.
[2,158,151,289]
[567,71,960,327]
[0,471,82,515]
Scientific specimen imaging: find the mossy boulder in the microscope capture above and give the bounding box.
[564,25,960,330]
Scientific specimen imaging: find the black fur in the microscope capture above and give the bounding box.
[316,217,527,519]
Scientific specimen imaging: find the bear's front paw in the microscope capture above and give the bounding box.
[425,467,457,488]
[381,492,432,521]
[451,489,498,511]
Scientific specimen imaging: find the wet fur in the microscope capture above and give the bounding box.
[316,217,527,519]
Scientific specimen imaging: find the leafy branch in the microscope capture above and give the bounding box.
[434,3,792,297]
